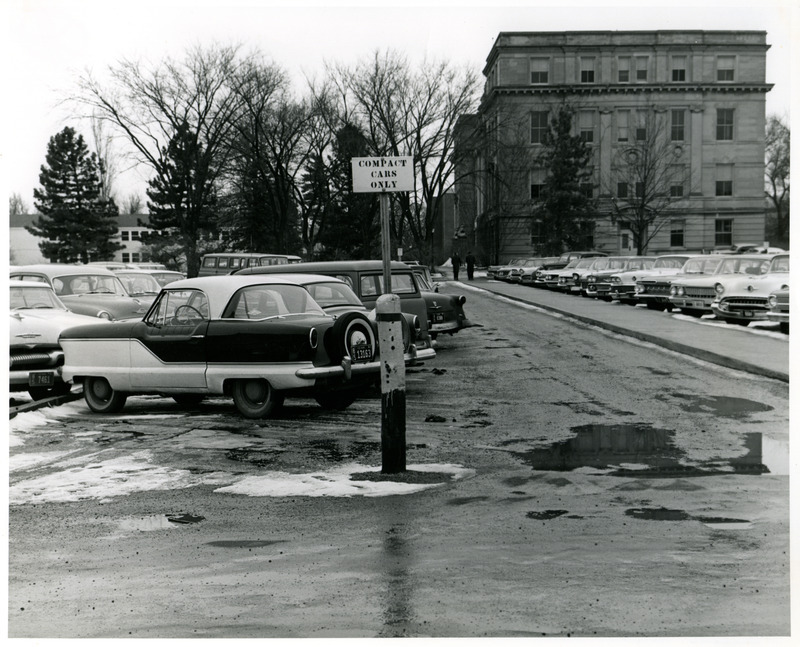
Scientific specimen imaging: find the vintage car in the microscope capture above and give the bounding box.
[487,258,526,280]
[60,275,386,418]
[236,260,461,346]
[532,251,608,288]
[10,264,150,321]
[509,257,558,284]
[584,257,655,299]
[667,254,774,317]
[556,256,621,294]
[493,259,530,282]
[113,269,163,307]
[9,279,106,400]
[607,254,696,305]
[766,287,790,334]
[277,273,434,364]
[636,255,726,311]
[145,269,187,287]
[710,253,790,326]
[407,266,474,339]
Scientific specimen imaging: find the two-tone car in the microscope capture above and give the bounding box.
[584,257,655,300]
[10,279,106,400]
[60,275,386,418]
[556,256,621,294]
[487,258,525,280]
[636,255,726,311]
[667,254,774,317]
[532,251,608,288]
[710,253,790,326]
[515,257,560,286]
[10,264,150,321]
[607,254,695,305]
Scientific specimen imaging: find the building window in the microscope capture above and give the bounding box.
[635,56,648,82]
[131,230,141,240]
[618,57,630,83]
[530,220,544,247]
[671,110,685,141]
[579,110,594,143]
[121,231,130,241]
[617,110,629,142]
[617,182,629,198]
[530,111,549,144]
[670,221,685,247]
[715,219,733,246]
[717,55,735,81]
[716,108,734,140]
[530,58,549,84]
[670,182,684,198]
[635,182,644,198]
[122,253,130,263]
[530,183,545,200]
[580,57,595,83]
[671,56,686,82]
[716,164,733,196]
[131,253,141,263]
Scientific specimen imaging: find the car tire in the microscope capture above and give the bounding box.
[646,302,664,311]
[681,309,704,318]
[328,312,376,362]
[780,322,789,334]
[172,394,206,406]
[231,379,284,419]
[84,376,128,413]
[28,381,72,401]
[314,388,360,411]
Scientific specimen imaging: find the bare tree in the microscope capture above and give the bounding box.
[328,50,481,264]
[122,193,143,214]
[600,108,692,255]
[764,114,790,246]
[89,112,118,201]
[9,192,28,217]
[73,43,251,276]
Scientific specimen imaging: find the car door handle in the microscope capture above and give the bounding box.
[191,335,205,339]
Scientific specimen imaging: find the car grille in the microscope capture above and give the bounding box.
[683,286,716,298]
[641,282,671,295]
[722,297,768,310]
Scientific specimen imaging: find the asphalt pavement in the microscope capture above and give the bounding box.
[443,270,789,383]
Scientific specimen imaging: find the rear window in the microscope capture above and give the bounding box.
[360,273,417,297]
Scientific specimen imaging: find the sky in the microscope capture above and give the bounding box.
[1,0,797,209]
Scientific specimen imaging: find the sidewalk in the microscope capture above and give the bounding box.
[438,269,789,383]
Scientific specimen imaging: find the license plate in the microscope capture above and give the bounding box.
[29,371,55,387]
[693,301,705,308]
[351,344,372,362]
[743,310,754,318]
[433,313,446,323]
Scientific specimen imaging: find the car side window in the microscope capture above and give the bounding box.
[360,275,379,297]
[146,289,209,327]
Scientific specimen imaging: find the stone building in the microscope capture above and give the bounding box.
[452,31,773,264]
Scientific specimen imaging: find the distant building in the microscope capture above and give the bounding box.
[9,213,152,265]
[452,30,773,264]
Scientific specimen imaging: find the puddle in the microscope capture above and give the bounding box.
[206,540,285,548]
[527,510,569,520]
[625,509,754,529]
[117,513,204,531]
[509,426,778,477]
[166,513,205,524]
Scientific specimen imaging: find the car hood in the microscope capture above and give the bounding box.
[717,274,790,297]
[60,293,150,320]
[10,309,105,347]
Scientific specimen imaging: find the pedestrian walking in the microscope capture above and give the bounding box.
[451,252,462,281]
[466,251,476,280]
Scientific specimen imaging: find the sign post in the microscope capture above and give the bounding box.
[351,156,413,473]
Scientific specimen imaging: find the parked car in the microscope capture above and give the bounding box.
[10,264,151,321]
[636,255,726,311]
[556,256,620,294]
[112,269,163,307]
[494,259,530,282]
[487,258,526,280]
[235,260,462,347]
[275,273,434,365]
[408,267,474,339]
[766,287,790,334]
[513,257,560,285]
[607,254,696,305]
[668,254,774,317]
[532,251,608,288]
[9,279,106,400]
[710,253,790,326]
[584,257,655,300]
[60,275,385,418]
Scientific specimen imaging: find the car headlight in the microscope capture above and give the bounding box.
[97,311,113,320]
[678,286,685,296]
[610,276,621,284]
[768,295,778,308]
[458,296,466,305]
[635,284,645,294]
[588,276,596,283]
[669,286,677,296]
[572,273,579,281]
[714,283,725,296]
[309,327,318,349]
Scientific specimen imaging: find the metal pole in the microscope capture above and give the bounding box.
[380,193,392,294]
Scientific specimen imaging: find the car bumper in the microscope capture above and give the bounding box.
[10,367,65,390]
[669,297,713,311]
[429,317,473,334]
[766,312,790,323]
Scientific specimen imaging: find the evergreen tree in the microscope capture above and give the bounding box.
[145,122,219,277]
[29,127,123,263]
[534,107,596,255]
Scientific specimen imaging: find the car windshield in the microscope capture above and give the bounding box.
[53,273,128,297]
[718,258,770,275]
[562,259,581,269]
[575,258,597,268]
[605,258,631,270]
[682,258,723,274]
[151,272,184,286]
[627,258,656,270]
[225,284,326,319]
[10,285,67,310]
[305,282,364,310]
[115,272,162,296]
[652,257,688,270]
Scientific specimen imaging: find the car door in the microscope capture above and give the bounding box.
[128,289,209,388]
